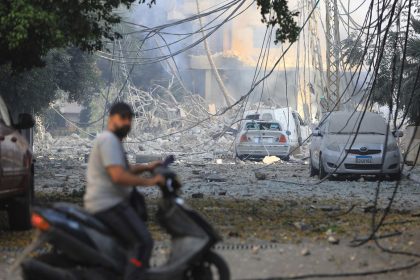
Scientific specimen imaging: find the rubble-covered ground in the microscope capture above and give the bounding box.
[1,134,420,279]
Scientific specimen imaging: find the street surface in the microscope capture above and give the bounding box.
[1,150,420,279]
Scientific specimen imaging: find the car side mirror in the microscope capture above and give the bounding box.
[392,130,403,138]
[285,130,291,136]
[14,113,35,130]
[312,128,322,137]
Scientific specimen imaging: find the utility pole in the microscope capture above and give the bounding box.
[325,0,341,112]
[308,0,325,120]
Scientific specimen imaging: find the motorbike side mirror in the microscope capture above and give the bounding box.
[14,113,35,130]
[392,130,403,138]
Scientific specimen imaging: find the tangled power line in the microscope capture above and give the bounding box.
[50,0,420,278]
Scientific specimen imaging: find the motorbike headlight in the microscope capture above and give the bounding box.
[386,142,398,152]
[326,143,340,152]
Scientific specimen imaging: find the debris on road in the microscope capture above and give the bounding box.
[262,156,281,165]
[254,172,267,180]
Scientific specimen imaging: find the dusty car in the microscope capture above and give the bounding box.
[0,95,35,230]
[309,111,402,180]
[242,107,310,148]
[235,120,290,160]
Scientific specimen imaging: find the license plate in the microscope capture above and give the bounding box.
[261,138,273,144]
[356,155,372,164]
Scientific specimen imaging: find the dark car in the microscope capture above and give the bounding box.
[0,95,35,230]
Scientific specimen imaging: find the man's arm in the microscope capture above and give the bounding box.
[130,160,162,175]
[107,165,163,187]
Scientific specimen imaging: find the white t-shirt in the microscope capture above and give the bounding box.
[84,130,131,213]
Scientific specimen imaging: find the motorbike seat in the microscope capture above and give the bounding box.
[52,203,111,235]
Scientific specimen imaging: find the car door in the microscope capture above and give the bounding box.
[0,97,23,190]
[311,118,328,168]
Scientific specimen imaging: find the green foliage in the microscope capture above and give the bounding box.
[0,48,100,115]
[342,18,420,125]
[257,0,300,43]
[0,0,143,71]
[342,34,365,68]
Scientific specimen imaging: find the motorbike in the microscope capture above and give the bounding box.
[13,155,230,280]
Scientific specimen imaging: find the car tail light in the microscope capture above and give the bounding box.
[278,134,287,143]
[240,134,249,142]
[31,213,50,231]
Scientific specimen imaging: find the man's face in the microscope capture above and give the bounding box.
[109,113,132,139]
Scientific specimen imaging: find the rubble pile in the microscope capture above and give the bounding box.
[34,112,237,162]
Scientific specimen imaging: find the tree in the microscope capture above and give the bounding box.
[0,0,299,72]
[0,48,100,115]
[342,17,420,125]
[0,0,150,71]
[257,0,300,43]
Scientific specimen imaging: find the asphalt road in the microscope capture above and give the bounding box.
[1,156,420,279]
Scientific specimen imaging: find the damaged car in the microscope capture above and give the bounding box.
[235,120,290,161]
[309,111,403,180]
[0,95,35,230]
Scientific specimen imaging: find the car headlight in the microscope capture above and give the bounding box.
[326,143,340,151]
[386,142,398,152]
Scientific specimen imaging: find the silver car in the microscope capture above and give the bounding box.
[235,121,290,160]
[309,111,402,179]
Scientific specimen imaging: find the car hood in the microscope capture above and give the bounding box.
[325,133,395,149]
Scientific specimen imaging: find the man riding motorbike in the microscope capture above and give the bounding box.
[84,102,164,280]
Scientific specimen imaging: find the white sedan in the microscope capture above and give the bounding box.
[235,121,290,161]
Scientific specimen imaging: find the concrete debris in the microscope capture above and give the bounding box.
[327,236,340,245]
[254,172,267,181]
[326,229,340,245]
[262,156,281,165]
[301,248,311,256]
[191,193,204,199]
[251,245,260,254]
[205,175,227,182]
[293,222,311,231]
[318,205,341,212]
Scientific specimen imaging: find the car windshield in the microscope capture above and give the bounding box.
[328,112,387,135]
[245,122,281,131]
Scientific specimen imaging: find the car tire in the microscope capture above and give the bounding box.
[389,171,402,181]
[318,155,327,180]
[8,172,33,231]
[280,155,290,161]
[309,153,318,177]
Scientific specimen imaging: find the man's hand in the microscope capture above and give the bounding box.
[107,165,164,187]
[152,174,166,186]
[130,160,163,174]
[148,160,163,171]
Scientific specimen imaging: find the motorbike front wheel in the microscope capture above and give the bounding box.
[22,253,115,280]
[185,251,230,280]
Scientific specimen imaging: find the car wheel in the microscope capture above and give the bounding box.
[389,171,402,181]
[8,173,33,231]
[318,155,327,180]
[280,155,290,161]
[309,153,318,177]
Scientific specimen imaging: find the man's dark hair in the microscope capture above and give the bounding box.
[109,102,134,118]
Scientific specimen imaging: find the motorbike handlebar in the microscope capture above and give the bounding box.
[153,155,181,194]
